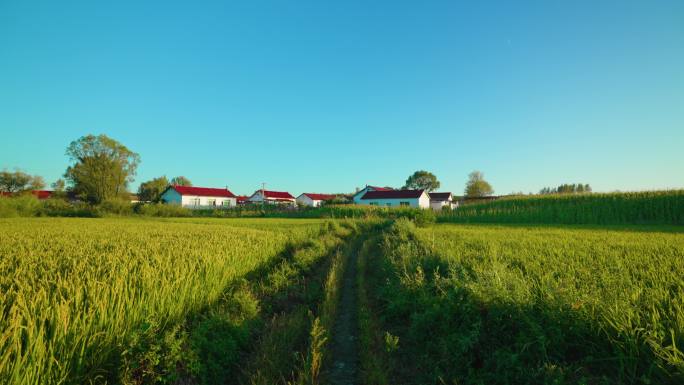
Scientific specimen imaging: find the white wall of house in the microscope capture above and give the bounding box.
[352,186,376,204]
[161,189,236,208]
[430,200,451,211]
[296,195,322,207]
[359,192,430,209]
[161,188,182,204]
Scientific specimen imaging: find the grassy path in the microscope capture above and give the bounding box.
[323,237,361,385]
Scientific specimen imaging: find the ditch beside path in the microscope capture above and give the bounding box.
[324,240,360,385]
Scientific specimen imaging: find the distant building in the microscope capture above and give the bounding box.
[236,195,250,205]
[428,192,457,211]
[358,189,430,209]
[31,190,54,200]
[248,190,296,205]
[296,193,337,207]
[352,185,393,204]
[160,185,237,208]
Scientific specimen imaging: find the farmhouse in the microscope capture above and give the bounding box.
[160,185,237,208]
[359,189,430,209]
[352,185,393,204]
[296,193,336,207]
[428,192,458,211]
[248,190,296,205]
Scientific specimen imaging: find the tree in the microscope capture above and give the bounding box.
[0,169,45,193]
[464,170,493,197]
[403,170,440,192]
[138,176,169,202]
[170,176,192,186]
[64,134,140,203]
[51,179,66,192]
[539,183,592,195]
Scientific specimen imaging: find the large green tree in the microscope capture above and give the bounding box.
[64,134,140,203]
[464,170,494,197]
[138,176,169,202]
[0,169,45,193]
[403,170,440,191]
[170,176,192,186]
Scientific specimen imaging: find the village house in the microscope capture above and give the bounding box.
[296,193,337,207]
[160,185,237,208]
[352,185,393,204]
[358,189,430,208]
[247,190,296,205]
[428,192,458,211]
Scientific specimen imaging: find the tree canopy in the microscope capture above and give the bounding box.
[64,134,140,204]
[540,183,592,195]
[0,170,45,193]
[138,176,170,202]
[464,170,494,197]
[170,176,192,186]
[403,170,440,192]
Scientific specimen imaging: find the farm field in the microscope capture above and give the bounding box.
[2,216,684,385]
[0,217,356,385]
[358,221,684,384]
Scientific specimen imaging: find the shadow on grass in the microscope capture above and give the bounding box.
[366,230,681,385]
[77,227,355,385]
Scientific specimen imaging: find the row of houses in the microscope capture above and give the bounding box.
[158,184,458,210]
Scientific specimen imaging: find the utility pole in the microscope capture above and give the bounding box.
[261,182,266,206]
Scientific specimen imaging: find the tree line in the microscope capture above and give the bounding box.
[1,133,593,203]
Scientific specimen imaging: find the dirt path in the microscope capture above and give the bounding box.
[325,241,360,385]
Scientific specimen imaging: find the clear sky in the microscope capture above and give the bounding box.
[1,0,682,196]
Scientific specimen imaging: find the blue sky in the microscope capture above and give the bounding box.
[1,0,682,196]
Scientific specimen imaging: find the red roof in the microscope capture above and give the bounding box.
[361,189,425,200]
[236,195,249,203]
[170,185,236,198]
[259,190,294,200]
[302,193,337,201]
[369,186,393,191]
[32,190,54,200]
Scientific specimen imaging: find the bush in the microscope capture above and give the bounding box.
[41,199,98,217]
[97,199,134,216]
[0,195,42,217]
[136,203,192,217]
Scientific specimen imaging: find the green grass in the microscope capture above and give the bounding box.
[439,190,684,225]
[367,220,684,384]
[0,217,330,384]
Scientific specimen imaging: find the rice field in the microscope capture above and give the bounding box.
[3,215,684,385]
[363,221,684,384]
[0,217,328,385]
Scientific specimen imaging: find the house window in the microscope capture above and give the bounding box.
[222,200,231,207]
[207,199,216,206]
[400,202,410,206]
[369,202,378,206]
[386,203,392,207]
[190,198,200,206]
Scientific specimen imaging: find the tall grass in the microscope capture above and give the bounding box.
[373,220,684,384]
[0,217,325,384]
[440,190,684,225]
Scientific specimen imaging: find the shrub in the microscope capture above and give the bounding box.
[0,195,42,217]
[97,198,134,216]
[137,203,192,217]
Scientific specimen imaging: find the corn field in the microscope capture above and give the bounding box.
[439,190,684,225]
